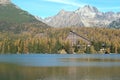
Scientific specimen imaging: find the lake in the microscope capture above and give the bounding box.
[0,54,120,80]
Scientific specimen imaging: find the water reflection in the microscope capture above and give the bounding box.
[0,54,120,67]
[60,58,120,62]
[0,54,120,80]
[0,63,120,80]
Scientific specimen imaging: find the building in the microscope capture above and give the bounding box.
[66,30,91,46]
[65,30,91,53]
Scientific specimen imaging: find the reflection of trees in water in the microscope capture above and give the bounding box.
[1,63,120,80]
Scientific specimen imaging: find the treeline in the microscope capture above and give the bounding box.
[0,27,120,54]
[0,38,62,54]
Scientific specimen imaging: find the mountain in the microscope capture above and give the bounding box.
[0,3,38,23]
[0,0,50,33]
[108,18,120,29]
[0,0,10,4]
[44,9,84,27]
[43,5,120,27]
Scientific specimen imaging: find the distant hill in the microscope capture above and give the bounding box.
[0,0,50,33]
[0,4,39,23]
[0,0,10,4]
[0,21,50,33]
[108,19,120,29]
[43,5,120,28]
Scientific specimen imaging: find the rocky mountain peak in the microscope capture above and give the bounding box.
[105,11,114,14]
[43,5,120,28]
[0,0,10,4]
[75,5,99,13]
[84,5,98,12]
[58,9,67,14]
[57,9,73,17]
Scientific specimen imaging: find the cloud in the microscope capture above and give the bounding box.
[44,0,85,7]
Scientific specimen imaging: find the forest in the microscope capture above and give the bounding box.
[0,27,120,54]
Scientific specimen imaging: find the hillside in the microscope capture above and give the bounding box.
[0,0,50,33]
[0,4,38,23]
[0,0,10,4]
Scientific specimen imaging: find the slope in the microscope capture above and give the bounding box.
[0,1,50,33]
[0,4,38,23]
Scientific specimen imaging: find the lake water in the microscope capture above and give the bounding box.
[0,54,120,80]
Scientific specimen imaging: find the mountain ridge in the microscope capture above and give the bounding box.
[0,3,39,23]
[0,0,10,4]
[0,0,50,33]
[43,5,120,28]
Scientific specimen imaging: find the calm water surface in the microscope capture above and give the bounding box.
[0,54,120,80]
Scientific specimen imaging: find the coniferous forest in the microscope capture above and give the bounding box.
[0,26,120,54]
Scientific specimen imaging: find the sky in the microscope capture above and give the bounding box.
[11,0,120,19]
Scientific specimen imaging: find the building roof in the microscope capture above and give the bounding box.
[66,30,91,45]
